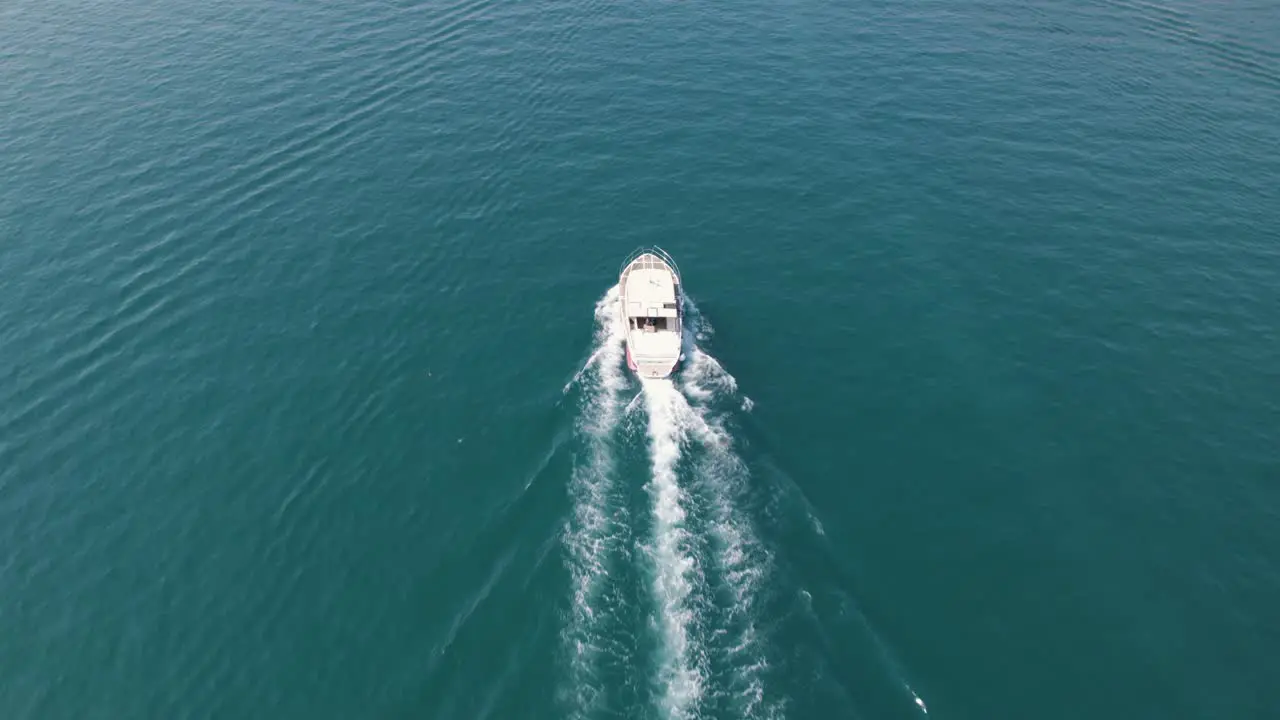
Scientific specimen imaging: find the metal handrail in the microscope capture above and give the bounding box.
[618,246,681,284]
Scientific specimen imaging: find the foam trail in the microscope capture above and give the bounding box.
[641,378,705,720]
[562,285,628,716]
[678,348,778,719]
[684,342,924,720]
[911,688,928,714]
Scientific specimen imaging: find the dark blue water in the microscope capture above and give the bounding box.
[3,0,1279,718]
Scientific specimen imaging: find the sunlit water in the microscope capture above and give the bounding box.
[3,0,1279,717]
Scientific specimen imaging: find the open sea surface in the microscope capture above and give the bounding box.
[3,0,1279,717]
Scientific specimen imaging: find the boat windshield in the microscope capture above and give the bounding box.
[631,317,673,332]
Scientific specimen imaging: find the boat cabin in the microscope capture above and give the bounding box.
[618,248,684,378]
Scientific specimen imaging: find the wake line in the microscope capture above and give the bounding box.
[684,345,933,720]
[641,340,780,720]
[562,286,629,718]
[678,349,780,720]
[680,342,926,720]
[641,378,705,720]
[563,289,780,719]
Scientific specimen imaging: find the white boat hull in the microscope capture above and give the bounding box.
[618,247,684,379]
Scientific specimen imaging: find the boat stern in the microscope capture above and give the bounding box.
[627,346,683,379]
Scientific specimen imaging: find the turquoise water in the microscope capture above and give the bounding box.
[3,0,1279,717]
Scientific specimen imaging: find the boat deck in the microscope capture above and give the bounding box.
[618,248,683,378]
[622,266,678,319]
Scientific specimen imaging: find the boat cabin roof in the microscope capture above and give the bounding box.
[622,267,678,318]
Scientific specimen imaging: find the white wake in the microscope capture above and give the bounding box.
[564,290,780,720]
[641,377,706,720]
[642,342,779,720]
[562,286,628,716]
[679,349,779,720]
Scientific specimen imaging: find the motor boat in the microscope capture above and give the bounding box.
[618,247,684,379]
